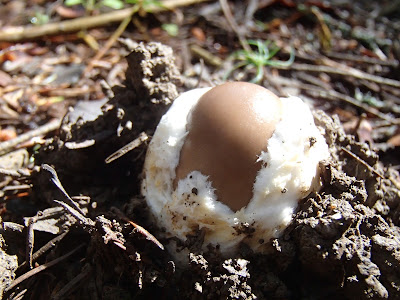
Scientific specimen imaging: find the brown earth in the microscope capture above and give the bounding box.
[1,41,398,299]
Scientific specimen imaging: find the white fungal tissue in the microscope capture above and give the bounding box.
[142,84,329,257]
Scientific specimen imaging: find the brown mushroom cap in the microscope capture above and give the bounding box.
[174,82,283,211]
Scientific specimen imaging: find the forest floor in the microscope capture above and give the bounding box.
[1,0,400,299]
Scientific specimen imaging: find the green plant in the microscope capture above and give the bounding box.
[162,23,178,37]
[64,0,124,11]
[228,40,295,83]
[31,11,50,25]
[125,0,164,13]
[355,88,383,108]
[64,0,163,14]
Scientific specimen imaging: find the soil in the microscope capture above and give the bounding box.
[2,41,399,299]
[1,1,400,299]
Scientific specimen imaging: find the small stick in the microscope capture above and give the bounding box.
[8,288,27,300]
[3,184,31,191]
[1,222,24,233]
[111,207,164,250]
[42,164,87,217]
[34,207,66,220]
[0,168,21,177]
[351,113,367,136]
[244,0,261,24]
[18,230,69,270]
[85,14,134,74]
[325,51,399,67]
[128,221,164,251]
[22,207,65,270]
[26,218,35,269]
[0,119,61,155]
[4,244,85,294]
[190,45,223,67]
[54,200,95,228]
[105,132,148,164]
[195,58,205,88]
[340,147,385,180]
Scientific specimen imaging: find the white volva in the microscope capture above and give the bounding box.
[142,86,329,257]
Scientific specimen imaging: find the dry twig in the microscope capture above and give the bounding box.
[190,44,223,67]
[54,200,95,228]
[325,51,399,67]
[1,222,24,233]
[85,14,134,74]
[26,218,34,269]
[111,207,164,250]
[340,146,384,179]
[105,132,148,164]
[21,207,65,270]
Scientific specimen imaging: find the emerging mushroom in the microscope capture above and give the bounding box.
[142,82,329,257]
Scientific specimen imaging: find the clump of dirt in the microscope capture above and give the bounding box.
[3,41,400,299]
[182,253,257,299]
[34,40,181,206]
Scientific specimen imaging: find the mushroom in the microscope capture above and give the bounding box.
[173,82,282,212]
[142,82,329,257]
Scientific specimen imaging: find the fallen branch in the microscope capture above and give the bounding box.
[0,0,210,42]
